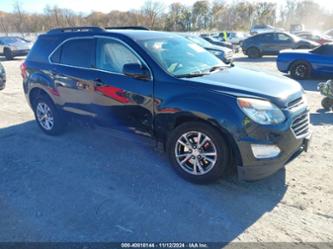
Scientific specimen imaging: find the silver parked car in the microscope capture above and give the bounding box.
[0,36,32,60]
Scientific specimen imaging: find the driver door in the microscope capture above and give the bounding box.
[92,37,154,137]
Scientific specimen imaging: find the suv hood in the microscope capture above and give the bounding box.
[188,66,303,107]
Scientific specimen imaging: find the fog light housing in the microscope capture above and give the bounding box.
[251,144,281,159]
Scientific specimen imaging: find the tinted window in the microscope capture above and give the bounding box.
[60,39,94,68]
[27,36,63,63]
[96,38,141,73]
[50,46,61,63]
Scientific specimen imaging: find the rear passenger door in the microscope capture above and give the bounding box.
[92,37,154,137]
[50,38,96,117]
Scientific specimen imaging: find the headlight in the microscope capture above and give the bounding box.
[237,98,286,125]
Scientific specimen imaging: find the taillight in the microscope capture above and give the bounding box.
[20,62,27,79]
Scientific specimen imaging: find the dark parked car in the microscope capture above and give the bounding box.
[277,43,333,79]
[242,32,319,58]
[0,36,32,60]
[22,27,311,182]
[0,62,5,90]
[181,34,233,64]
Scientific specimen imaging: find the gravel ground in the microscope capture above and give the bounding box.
[0,54,332,243]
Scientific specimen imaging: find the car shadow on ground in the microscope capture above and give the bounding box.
[310,110,333,125]
[233,56,277,63]
[0,121,287,242]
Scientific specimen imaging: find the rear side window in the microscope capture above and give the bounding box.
[57,38,94,68]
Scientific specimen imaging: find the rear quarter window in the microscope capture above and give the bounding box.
[59,38,94,68]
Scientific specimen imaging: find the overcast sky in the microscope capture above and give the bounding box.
[1,0,333,14]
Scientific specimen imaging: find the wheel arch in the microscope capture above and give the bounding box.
[156,109,243,171]
[174,115,243,169]
[28,87,53,107]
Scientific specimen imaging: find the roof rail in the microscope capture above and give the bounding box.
[105,26,150,31]
[47,26,105,34]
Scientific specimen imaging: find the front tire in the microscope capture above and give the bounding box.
[167,122,230,183]
[32,94,66,135]
[290,61,311,79]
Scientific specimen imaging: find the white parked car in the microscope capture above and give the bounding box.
[0,36,32,60]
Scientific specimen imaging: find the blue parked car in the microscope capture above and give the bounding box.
[277,43,333,79]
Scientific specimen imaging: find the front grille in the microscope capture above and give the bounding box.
[288,97,304,110]
[291,111,310,138]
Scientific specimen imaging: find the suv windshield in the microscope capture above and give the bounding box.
[138,36,224,77]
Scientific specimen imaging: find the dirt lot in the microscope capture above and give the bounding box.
[0,55,332,242]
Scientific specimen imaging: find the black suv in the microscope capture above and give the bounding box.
[22,27,311,182]
[242,32,319,58]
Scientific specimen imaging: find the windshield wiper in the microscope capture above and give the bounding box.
[208,65,228,72]
[175,72,210,78]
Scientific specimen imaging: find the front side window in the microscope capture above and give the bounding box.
[96,38,141,74]
[138,36,223,77]
[59,38,94,68]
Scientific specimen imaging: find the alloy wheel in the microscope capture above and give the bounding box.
[175,131,217,175]
[295,64,307,78]
[36,102,54,131]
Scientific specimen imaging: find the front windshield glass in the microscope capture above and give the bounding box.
[138,36,224,77]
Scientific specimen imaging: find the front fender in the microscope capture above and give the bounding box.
[154,93,244,142]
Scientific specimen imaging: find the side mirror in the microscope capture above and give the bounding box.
[123,63,151,81]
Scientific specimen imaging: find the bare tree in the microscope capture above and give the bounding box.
[141,0,165,29]
[13,0,25,36]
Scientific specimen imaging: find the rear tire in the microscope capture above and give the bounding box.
[32,94,66,135]
[290,61,311,79]
[4,48,13,60]
[321,97,333,111]
[167,122,230,183]
[247,47,261,58]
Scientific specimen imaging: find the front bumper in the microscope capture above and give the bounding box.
[235,104,311,181]
[237,133,311,181]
